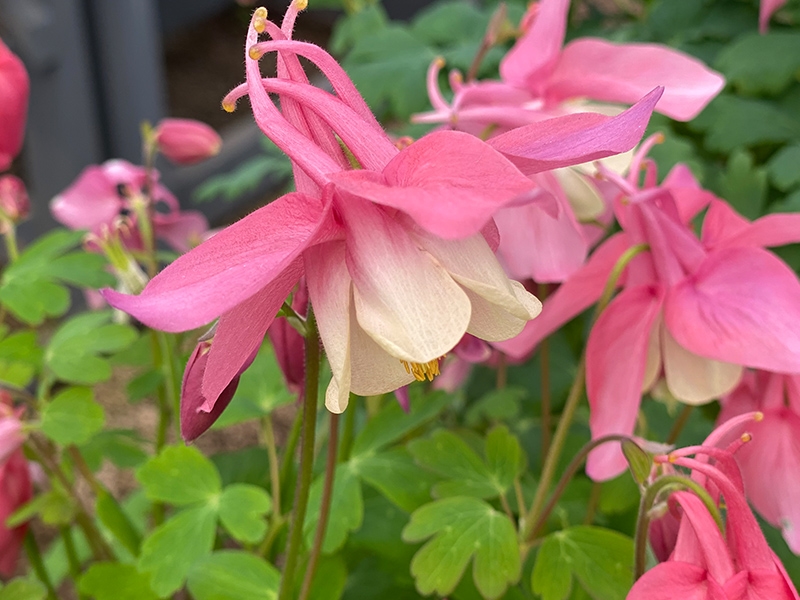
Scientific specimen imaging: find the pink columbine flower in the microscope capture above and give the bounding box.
[631,444,800,600]
[0,174,29,232]
[0,392,24,466]
[154,118,222,165]
[102,4,660,424]
[497,143,800,481]
[51,159,209,253]
[718,370,800,554]
[761,0,787,32]
[0,38,29,172]
[0,451,32,577]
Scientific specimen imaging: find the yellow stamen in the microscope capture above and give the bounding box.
[253,7,268,33]
[400,358,442,382]
[249,45,264,60]
[754,411,764,422]
[741,432,752,443]
[222,99,237,113]
[294,0,308,10]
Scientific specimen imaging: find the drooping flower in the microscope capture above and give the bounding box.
[154,118,222,165]
[718,370,800,554]
[51,159,209,253]
[103,5,660,425]
[0,38,29,172]
[497,145,800,480]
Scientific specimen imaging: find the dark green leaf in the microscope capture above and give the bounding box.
[716,32,800,95]
[218,484,272,544]
[136,446,222,506]
[411,1,488,46]
[96,491,142,558]
[79,563,158,600]
[402,497,521,599]
[212,447,271,488]
[715,150,767,219]
[532,536,573,600]
[767,143,800,191]
[79,430,148,471]
[304,463,363,553]
[41,387,104,446]
[138,505,217,596]
[187,551,280,600]
[330,4,389,55]
[306,555,347,600]
[354,447,438,512]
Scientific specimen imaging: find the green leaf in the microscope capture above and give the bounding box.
[138,505,218,597]
[411,1,488,46]
[0,330,42,388]
[126,369,165,403]
[534,526,635,600]
[79,563,158,600]
[465,387,526,426]
[716,150,767,220]
[212,447,271,488]
[187,551,280,600]
[408,430,497,499]
[303,463,363,553]
[330,4,388,55]
[767,143,800,191]
[341,26,436,120]
[354,447,438,512]
[532,537,573,600]
[41,387,104,446]
[45,311,137,385]
[137,446,222,506]
[79,430,148,471]
[690,95,800,152]
[218,484,272,544]
[599,475,640,516]
[0,279,69,326]
[212,345,294,428]
[0,578,46,600]
[44,252,115,289]
[7,489,75,528]
[306,555,347,600]
[484,425,525,491]
[96,490,142,558]
[193,153,292,204]
[716,32,800,95]
[402,497,521,599]
[351,389,451,457]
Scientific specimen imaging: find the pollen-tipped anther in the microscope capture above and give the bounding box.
[754,411,764,422]
[253,7,268,33]
[249,45,264,60]
[401,358,443,382]
[293,0,308,10]
[741,432,752,443]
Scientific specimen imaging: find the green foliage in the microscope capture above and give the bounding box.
[0,578,46,600]
[716,32,800,95]
[187,552,281,600]
[0,229,113,325]
[79,563,158,600]
[136,446,222,506]
[41,387,104,446]
[0,326,41,388]
[44,311,137,385]
[80,430,148,471]
[96,490,143,558]
[403,496,521,599]
[7,489,76,527]
[304,463,363,553]
[715,149,768,219]
[218,484,272,544]
[532,527,634,600]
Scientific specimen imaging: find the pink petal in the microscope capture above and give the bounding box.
[546,39,725,121]
[488,87,663,175]
[499,0,570,92]
[761,0,788,32]
[202,260,303,408]
[665,247,800,373]
[703,200,800,250]
[493,232,632,359]
[50,165,124,231]
[331,131,534,240]
[153,210,209,252]
[0,452,32,577]
[586,285,663,481]
[627,562,719,600]
[103,191,333,332]
[662,164,717,224]
[0,40,29,170]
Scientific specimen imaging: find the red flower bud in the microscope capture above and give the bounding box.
[0,38,29,171]
[154,118,222,165]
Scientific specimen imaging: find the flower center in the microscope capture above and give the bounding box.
[400,359,442,382]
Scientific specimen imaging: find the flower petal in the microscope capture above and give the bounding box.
[332,131,534,239]
[703,199,800,251]
[153,210,209,252]
[665,247,800,373]
[488,87,663,175]
[546,40,724,121]
[662,164,717,224]
[50,165,124,232]
[627,562,717,600]
[586,285,663,481]
[103,191,333,332]
[340,198,471,363]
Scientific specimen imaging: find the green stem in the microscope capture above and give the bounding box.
[148,330,170,527]
[60,526,87,600]
[263,416,282,517]
[633,474,723,580]
[4,224,19,263]
[666,404,694,445]
[539,284,552,459]
[279,404,304,499]
[157,331,182,441]
[299,413,340,600]
[277,309,320,600]
[24,531,57,600]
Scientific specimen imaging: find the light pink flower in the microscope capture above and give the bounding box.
[718,370,800,554]
[104,5,659,420]
[761,0,787,32]
[154,118,222,165]
[498,149,800,481]
[0,38,29,171]
[50,159,209,253]
[0,451,31,576]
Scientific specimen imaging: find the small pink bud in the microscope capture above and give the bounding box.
[0,175,30,225]
[154,118,222,165]
[0,38,29,171]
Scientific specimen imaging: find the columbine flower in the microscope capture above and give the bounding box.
[0,392,29,578]
[154,118,222,165]
[497,142,800,480]
[0,38,29,171]
[631,443,800,600]
[718,370,800,554]
[51,159,209,253]
[103,4,659,423]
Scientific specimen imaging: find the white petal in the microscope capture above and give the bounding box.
[662,327,743,405]
[464,282,540,341]
[552,167,606,221]
[642,314,663,392]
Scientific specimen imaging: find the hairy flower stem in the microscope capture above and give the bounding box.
[299,413,340,600]
[633,474,723,580]
[3,224,19,263]
[277,309,320,600]
[279,405,304,497]
[538,283,552,458]
[263,416,282,517]
[24,531,57,600]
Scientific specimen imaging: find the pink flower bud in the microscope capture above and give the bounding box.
[0,175,30,226]
[154,118,221,165]
[0,38,29,171]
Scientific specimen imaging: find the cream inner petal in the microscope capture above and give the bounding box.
[641,315,663,393]
[662,327,743,405]
[552,166,606,222]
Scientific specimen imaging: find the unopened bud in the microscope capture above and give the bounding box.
[0,175,29,228]
[154,118,222,165]
[0,39,29,171]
